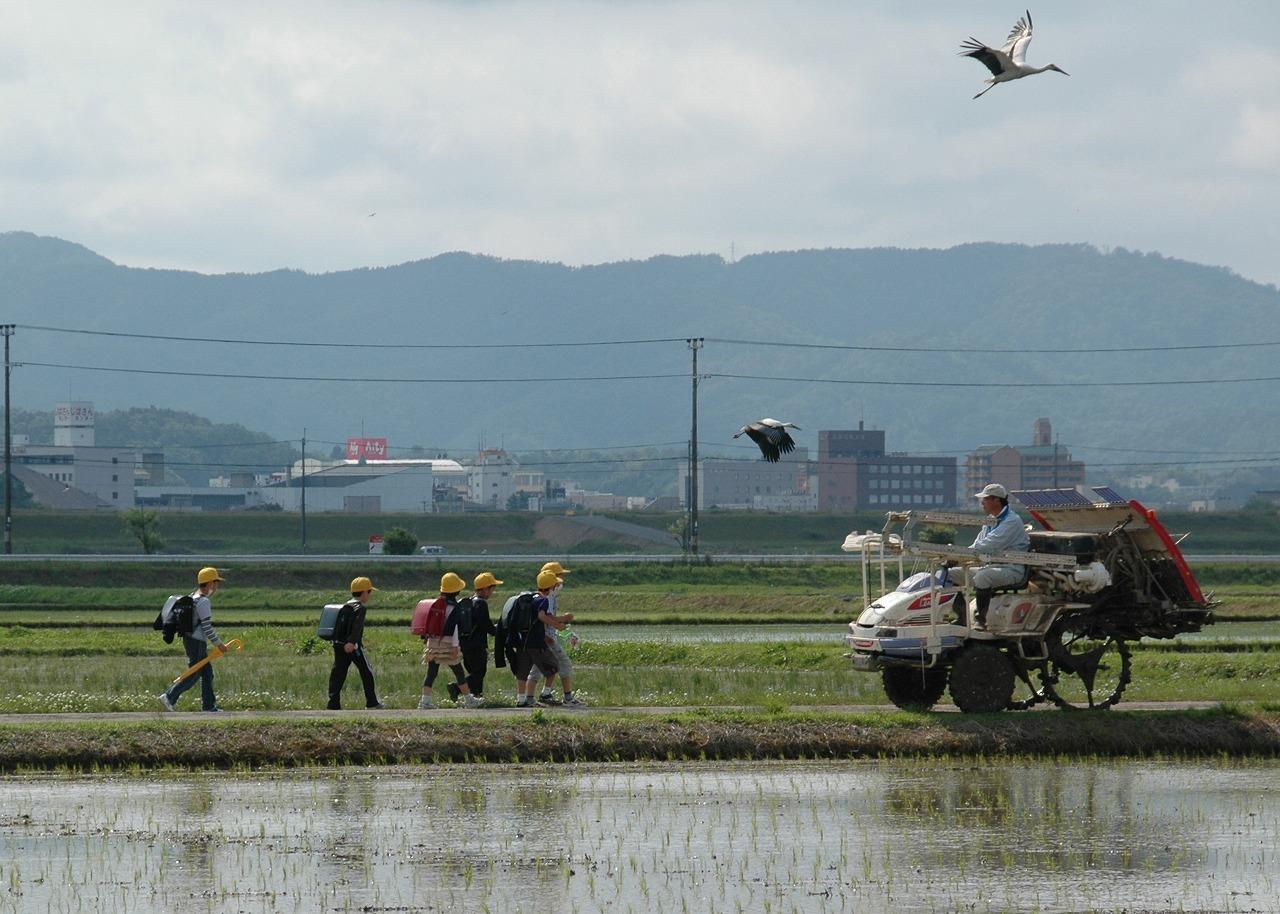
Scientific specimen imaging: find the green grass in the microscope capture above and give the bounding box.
[10,507,1280,555]
[2,576,1275,628]
[2,624,1280,713]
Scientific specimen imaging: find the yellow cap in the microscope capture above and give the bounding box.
[474,571,504,590]
[541,561,571,577]
[440,572,467,594]
[536,569,561,590]
[350,576,379,594]
[197,566,223,585]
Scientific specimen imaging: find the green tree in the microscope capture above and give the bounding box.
[383,526,418,555]
[123,508,165,554]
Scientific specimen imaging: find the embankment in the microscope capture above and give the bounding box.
[4,708,1280,771]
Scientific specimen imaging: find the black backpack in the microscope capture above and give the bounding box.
[153,594,196,644]
[455,597,477,640]
[506,592,537,642]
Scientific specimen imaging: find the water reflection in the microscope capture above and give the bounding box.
[0,761,1275,914]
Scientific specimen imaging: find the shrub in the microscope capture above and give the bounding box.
[383,526,418,555]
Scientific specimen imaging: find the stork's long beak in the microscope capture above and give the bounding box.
[1053,65,1069,76]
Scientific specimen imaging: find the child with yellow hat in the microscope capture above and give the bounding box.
[326,576,384,710]
[446,571,503,704]
[418,572,482,709]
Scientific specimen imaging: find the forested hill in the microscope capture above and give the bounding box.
[2,232,1277,476]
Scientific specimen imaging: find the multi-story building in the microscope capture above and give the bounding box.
[964,418,1085,495]
[468,449,519,509]
[676,448,810,510]
[816,425,957,511]
[7,402,136,509]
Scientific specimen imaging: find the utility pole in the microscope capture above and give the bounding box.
[2,325,13,555]
[1053,435,1059,490]
[300,428,307,553]
[687,338,703,556]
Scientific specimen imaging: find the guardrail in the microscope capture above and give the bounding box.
[0,553,1275,564]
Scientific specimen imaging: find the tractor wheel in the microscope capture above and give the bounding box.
[1006,672,1048,711]
[882,666,949,711]
[948,643,1015,713]
[1040,617,1132,711]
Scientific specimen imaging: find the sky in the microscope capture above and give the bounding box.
[3,0,1280,284]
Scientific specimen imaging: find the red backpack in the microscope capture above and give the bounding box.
[410,598,448,638]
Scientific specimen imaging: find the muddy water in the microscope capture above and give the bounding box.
[0,761,1276,913]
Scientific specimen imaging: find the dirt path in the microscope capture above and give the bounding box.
[0,699,1224,725]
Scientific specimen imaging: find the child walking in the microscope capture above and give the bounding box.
[326,576,384,710]
[159,566,228,712]
[447,571,501,703]
[419,572,481,709]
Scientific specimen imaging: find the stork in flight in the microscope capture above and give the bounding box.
[960,10,1068,99]
[734,418,800,463]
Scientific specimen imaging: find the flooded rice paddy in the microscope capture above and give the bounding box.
[1,760,1277,913]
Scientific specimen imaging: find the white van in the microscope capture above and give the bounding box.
[418,544,447,555]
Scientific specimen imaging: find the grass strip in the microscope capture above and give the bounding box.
[1,708,1278,771]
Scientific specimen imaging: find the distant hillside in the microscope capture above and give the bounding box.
[10,406,298,486]
[3,232,1278,495]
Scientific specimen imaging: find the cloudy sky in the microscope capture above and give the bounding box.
[3,0,1279,283]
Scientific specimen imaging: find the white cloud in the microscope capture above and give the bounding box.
[1,0,1280,282]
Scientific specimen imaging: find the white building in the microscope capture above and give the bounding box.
[8,402,136,509]
[676,448,810,510]
[262,459,467,513]
[468,449,519,509]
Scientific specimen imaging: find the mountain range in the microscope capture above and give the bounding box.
[2,231,1277,497]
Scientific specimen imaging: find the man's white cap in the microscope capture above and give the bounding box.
[974,483,1008,499]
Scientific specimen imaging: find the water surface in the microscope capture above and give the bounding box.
[0,760,1275,913]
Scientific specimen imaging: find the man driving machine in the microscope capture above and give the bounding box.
[962,483,1030,629]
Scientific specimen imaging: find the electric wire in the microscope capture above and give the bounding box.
[18,323,1280,355]
[19,361,685,384]
[16,324,686,350]
[707,371,1280,389]
[19,360,1280,389]
[707,336,1280,354]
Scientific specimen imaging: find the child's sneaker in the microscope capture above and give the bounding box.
[562,695,585,707]
[464,694,484,708]
[537,692,562,706]
[417,696,436,710]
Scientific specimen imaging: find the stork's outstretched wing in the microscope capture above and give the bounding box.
[736,419,799,463]
[1001,10,1034,64]
[747,426,795,462]
[959,38,1011,77]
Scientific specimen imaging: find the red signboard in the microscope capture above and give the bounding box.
[346,438,389,460]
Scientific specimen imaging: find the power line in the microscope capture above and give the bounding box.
[21,323,1280,355]
[19,361,685,384]
[22,359,1280,389]
[306,438,691,455]
[708,336,1280,354]
[708,371,1280,389]
[42,450,1280,473]
[17,324,685,350]
[1066,443,1280,456]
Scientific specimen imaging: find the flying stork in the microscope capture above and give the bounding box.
[734,418,800,463]
[960,10,1068,99]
